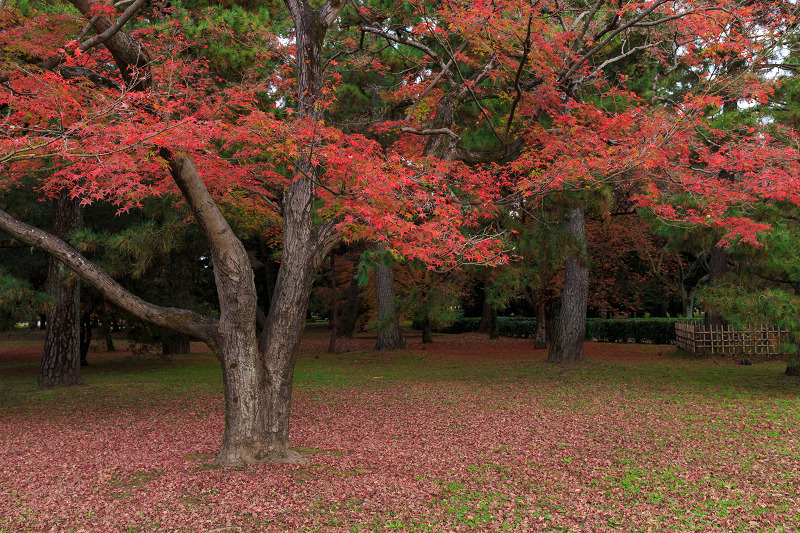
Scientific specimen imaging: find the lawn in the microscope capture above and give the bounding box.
[1,327,798,532]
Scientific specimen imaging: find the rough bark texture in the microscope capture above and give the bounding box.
[548,206,589,364]
[237,0,345,464]
[705,244,727,327]
[534,297,548,349]
[39,193,82,388]
[338,267,361,338]
[374,245,405,351]
[164,152,278,466]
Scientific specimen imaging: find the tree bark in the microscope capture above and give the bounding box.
[338,263,361,338]
[534,295,547,349]
[479,294,491,334]
[328,252,338,353]
[488,306,499,340]
[705,243,727,326]
[786,345,800,377]
[0,0,348,466]
[39,193,82,388]
[374,244,405,351]
[162,332,190,355]
[162,252,193,355]
[99,302,116,351]
[548,205,589,363]
[421,306,433,344]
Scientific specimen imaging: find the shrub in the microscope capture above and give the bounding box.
[415,315,696,344]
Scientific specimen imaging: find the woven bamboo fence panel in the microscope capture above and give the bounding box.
[675,322,788,356]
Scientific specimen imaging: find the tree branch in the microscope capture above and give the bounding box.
[78,0,147,52]
[0,208,217,342]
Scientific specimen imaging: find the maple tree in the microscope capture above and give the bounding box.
[350,0,800,362]
[0,0,504,465]
[2,0,799,466]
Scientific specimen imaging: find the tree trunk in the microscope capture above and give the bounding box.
[705,243,727,326]
[421,306,433,344]
[79,310,92,366]
[39,193,82,388]
[338,263,361,338]
[534,296,547,349]
[488,306,499,339]
[162,252,193,355]
[99,303,116,351]
[328,252,338,353]
[162,332,191,355]
[548,205,589,363]
[374,244,405,351]
[479,295,491,334]
[786,345,800,377]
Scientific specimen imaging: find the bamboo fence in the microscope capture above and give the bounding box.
[675,322,788,356]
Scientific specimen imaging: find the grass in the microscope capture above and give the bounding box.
[0,329,799,531]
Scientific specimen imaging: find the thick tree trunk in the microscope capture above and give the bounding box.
[786,345,800,377]
[421,306,433,344]
[479,296,491,334]
[705,244,727,327]
[39,193,82,388]
[374,244,405,351]
[534,296,547,349]
[162,332,190,355]
[488,306,499,339]
[548,206,589,363]
[338,264,361,338]
[256,218,336,464]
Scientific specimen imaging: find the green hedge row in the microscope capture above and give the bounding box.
[416,316,697,344]
[586,318,699,344]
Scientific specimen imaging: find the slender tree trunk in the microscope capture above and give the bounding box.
[548,205,589,363]
[162,252,193,355]
[79,310,92,366]
[374,244,405,350]
[99,303,116,351]
[328,252,338,353]
[534,296,547,349]
[339,263,361,338]
[39,193,82,388]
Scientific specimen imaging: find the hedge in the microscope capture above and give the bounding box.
[415,316,697,344]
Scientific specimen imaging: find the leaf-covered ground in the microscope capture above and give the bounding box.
[1,327,798,532]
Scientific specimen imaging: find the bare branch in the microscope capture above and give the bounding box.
[401,126,461,140]
[79,0,147,52]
